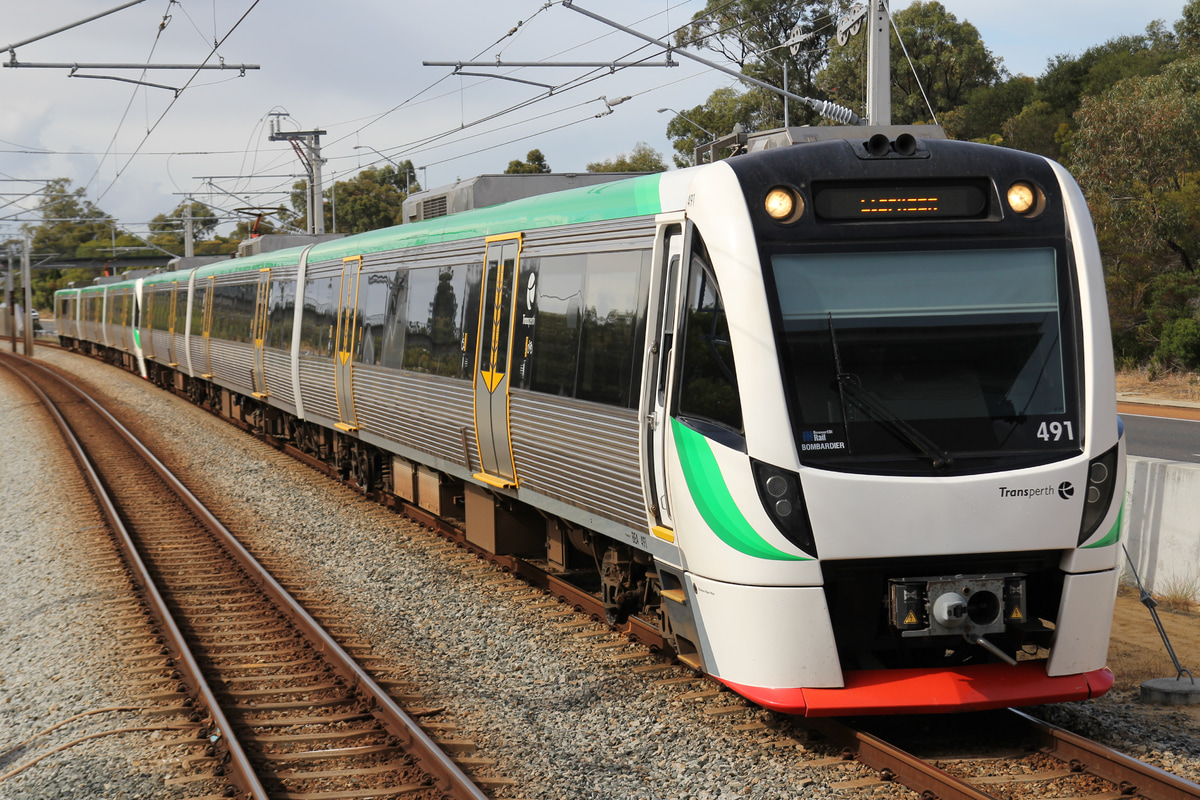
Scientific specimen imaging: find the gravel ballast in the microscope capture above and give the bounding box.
[0,363,203,799]
[4,345,1199,799]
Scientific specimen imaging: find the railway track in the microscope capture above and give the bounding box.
[12,343,1200,799]
[802,709,1200,800]
[0,348,489,800]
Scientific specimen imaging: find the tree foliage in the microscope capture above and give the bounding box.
[662,87,769,168]
[940,76,1035,142]
[290,160,419,234]
[29,178,113,258]
[1072,56,1200,271]
[586,143,668,173]
[818,1,1003,124]
[148,201,220,251]
[1072,54,1200,364]
[677,0,839,127]
[504,149,551,174]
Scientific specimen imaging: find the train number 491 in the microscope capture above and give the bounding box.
[1036,420,1075,442]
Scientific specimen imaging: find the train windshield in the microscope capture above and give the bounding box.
[768,245,1079,474]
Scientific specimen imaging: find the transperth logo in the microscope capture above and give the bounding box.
[998,482,1074,500]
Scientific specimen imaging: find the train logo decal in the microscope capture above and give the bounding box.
[670,418,807,562]
[1057,481,1074,500]
[800,429,846,451]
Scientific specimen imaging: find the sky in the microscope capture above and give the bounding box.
[0,0,1192,245]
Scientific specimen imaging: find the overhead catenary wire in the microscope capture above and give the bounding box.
[7,0,834,241]
[175,1,706,204]
[95,0,263,204]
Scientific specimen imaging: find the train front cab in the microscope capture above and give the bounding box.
[647,133,1126,716]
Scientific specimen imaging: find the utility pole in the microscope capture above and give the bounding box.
[269,116,327,235]
[22,233,34,355]
[6,245,14,353]
[865,0,891,126]
[183,198,195,258]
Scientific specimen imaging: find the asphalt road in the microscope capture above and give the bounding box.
[1119,406,1200,463]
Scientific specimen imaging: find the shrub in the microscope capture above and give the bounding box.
[1153,317,1200,370]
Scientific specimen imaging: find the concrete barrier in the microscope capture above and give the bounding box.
[1121,456,1200,598]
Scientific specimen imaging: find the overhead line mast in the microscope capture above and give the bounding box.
[866,0,891,126]
[269,116,327,235]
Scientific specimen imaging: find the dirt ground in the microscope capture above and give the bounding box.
[1108,587,1199,689]
[1107,369,1199,717]
[1116,367,1200,404]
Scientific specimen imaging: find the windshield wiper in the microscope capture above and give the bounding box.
[827,314,954,469]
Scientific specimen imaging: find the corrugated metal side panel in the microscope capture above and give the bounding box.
[320,238,483,273]
[188,336,205,376]
[148,328,170,363]
[264,348,294,408]
[208,338,255,396]
[298,357,338,421]
[322,217,654,271]
[522,217,655,257]
[171,331,186,366]
[353,367,478,469]
[510,390,645,531]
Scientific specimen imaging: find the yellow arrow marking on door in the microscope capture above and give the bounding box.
[481,369,503,393]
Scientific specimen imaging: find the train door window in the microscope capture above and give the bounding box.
[527,254,585,397]
[191,282,208,337]
[576,250,651,409]
[675,236,743,440]
[173,283,187,335]
[168,283,178,332]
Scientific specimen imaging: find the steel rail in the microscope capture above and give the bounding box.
[5,351,491,800]
[804,711,1200,800]
[1011,708,1200,800]
[803,717,996,800]
[0,351,268,799]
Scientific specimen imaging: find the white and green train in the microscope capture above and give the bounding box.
[57,125,1126,715]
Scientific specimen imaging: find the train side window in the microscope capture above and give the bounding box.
[575,250,650,408]
[527,254,585,397]
[210,281,257,344]
[676,237,743,438]
[354,271,390,365]
[401,266,464,376]
[265,279,296,351]
[150,286,172,332]
[300,274,338,357]
[458,262,483,380]
[379,269,408,369]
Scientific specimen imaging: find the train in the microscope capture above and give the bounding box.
[55,124,1127,716]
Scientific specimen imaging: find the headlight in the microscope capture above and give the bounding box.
[1007,181,1044,217]
[1078,444,1120,544]
[764,187,804,223]
[751,459,817,556]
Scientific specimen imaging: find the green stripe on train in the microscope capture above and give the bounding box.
[670,417,807,562]
[308,173,665,263]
